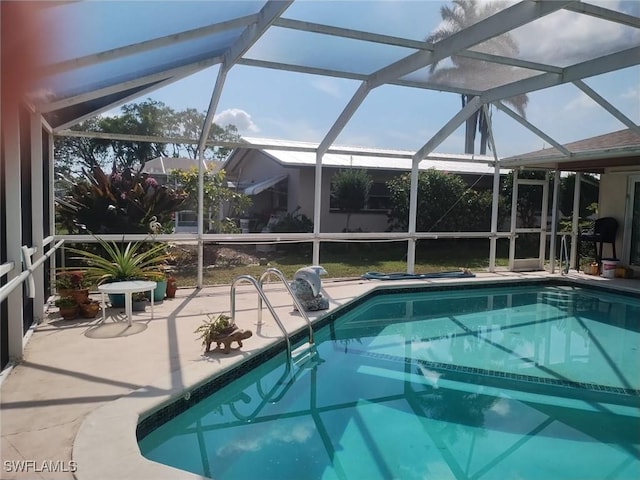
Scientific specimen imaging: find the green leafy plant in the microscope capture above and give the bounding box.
[56,165,187,234]
[55,270,91,290]
[55,296,78,308]
[194,313,235,346]
[271,207,313,233]
[67,237,169,285]
[331,168,372,231]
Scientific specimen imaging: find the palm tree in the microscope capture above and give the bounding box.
[426,0,529,154]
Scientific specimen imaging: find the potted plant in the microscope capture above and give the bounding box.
[79,300,101,318]
[194,313,237,352]
[166,275,178,298]
[55,296,79,320]
[55,270,91,304]
[132,292,148,312]
[67,237,169,307]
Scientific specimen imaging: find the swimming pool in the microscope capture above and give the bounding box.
[138,284,640,479]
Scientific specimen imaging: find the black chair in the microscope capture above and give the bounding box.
[579,217,618,265]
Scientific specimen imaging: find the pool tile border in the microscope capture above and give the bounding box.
[137,277,640,442]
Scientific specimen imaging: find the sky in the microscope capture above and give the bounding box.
[56,0,640,159]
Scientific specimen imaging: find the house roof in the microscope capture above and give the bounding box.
[141,157,221,175]
[228,137,507,175]
[500,128,640,172]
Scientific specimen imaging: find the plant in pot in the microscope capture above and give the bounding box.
[132,292,148,312]
[67,237,170,307]
[194,313,238,353]
[165,275,178,298]
[55,296,79,320]
[79,300,101,318]
[55,270,92,304]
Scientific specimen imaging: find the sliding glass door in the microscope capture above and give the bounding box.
[626,176,640,266]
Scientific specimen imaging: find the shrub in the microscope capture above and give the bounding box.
[56,165,187,234]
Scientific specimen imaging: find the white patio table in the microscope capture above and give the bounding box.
[98,280,156,326]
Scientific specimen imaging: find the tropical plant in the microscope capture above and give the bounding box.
[66,237,170,285]
[56,165,187,234]
[55,270,91,290]
[168,167,251,233]
[331,168,373,231]
[426,0,528,154]
[194,313,235,346]
[55,296,78,308]
[271,207,313,233]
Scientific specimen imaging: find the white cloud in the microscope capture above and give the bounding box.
[214,108,259,134]
[215,420,314,457]
[513,8,637,66]
[562,92,598,113]
[311,78,344,98]
[620,86,639,100]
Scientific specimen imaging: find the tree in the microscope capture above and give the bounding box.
[99,99,173,169]
[386,169,503,232]
[168,167,252,233]
[167,108,242,161]
[331,168,373,231]
[54,100,242,175]
[426,0,528,154]
[54,117,110,173]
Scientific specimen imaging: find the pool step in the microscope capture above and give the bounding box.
[291,342,320,369]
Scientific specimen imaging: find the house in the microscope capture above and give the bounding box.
[222,138,504,233]
[501,128,640,275]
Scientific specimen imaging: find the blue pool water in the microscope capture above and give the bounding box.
[139,285,640,479]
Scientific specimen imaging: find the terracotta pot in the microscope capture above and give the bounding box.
[79,302,100,318]
[58,288,89,305]
[166,277,177,298]
[59,305,79,320]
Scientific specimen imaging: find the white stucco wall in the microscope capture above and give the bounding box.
[297,168,393,233]
[599,172,635,269]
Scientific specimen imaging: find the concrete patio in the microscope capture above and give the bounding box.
[1,272,638,479]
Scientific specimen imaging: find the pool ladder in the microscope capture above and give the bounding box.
[230,268,315,365]
[559,234,569,275]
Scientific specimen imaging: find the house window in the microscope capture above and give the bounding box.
[366,182,392,211]
[176,210,198,227]
[329,181,391,212]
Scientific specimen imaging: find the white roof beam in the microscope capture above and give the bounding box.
[276,17,563,74]
[501,147,640,168]
[52,73,198,131]
[482,46,640,104]
[573,79,640,134]
[564,2,640,28]
[414,96,483,161]
[318,0,568,154]
[197,0,292,153]
[318,82,371,156]
[368,0,570,88]
[238,58,485,96]
[222,1,292,67]
[493,101,572,155]
[41,57,221,113]
[41,15,256,77]
[273,17,431,50]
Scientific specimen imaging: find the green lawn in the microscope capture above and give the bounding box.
[171,239,511,287]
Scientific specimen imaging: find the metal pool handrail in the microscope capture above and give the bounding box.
[230,274,291,360]
[258,267,314,345]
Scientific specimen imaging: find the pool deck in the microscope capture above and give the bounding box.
[1,271,639,479]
